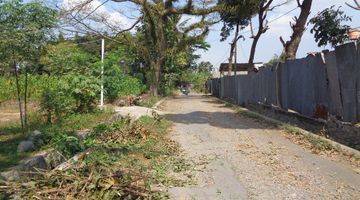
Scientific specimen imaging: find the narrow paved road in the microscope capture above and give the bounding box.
[161,94,360,200]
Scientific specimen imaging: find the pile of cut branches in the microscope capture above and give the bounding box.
[1,116,181,199]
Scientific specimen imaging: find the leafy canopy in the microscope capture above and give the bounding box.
[0,0,57,66]
[309,6,352,47]
[40,42,96,75]
[218,0,260,41]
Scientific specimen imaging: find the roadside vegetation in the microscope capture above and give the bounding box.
[0,0,211,198]
[0,109,114,171]
[1,116,193,199]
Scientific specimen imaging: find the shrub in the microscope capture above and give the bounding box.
[40,78,75,122]
[52,132,83,157]
[66,75,100,112]
[180,70,212,93]
[40,75,100,121]
[105,74,146,102]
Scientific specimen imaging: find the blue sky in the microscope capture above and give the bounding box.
[60,0,360,67]
[199,0,360,67]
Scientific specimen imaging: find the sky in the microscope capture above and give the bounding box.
[199,0,360,67]
[59,0,360,68]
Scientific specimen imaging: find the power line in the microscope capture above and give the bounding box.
[214,6,299,65]
[239,6,298,35]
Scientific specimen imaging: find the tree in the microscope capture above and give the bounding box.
[197,61,214,73]
[0,0,57,130]
[61,0,218,96]
[308,6,352,47]
[248,0,274,67]
[218,0,259,74]
[280,0,313,60]
[40,42,96,75]
[346,0,360,10]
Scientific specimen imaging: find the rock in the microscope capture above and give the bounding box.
[32,130,41,136]
[44,150,66,169]
[29,130,44,147]
[0,170,20,181]
[17,140,35,153]
[18,155,47,171]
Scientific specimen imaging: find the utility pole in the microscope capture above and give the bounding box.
[100,38,105,107]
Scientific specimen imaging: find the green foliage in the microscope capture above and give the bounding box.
[102,47,146,101]
[40,42,96,75]
[105,75,146,101]
[181,70,212,93]
[39,75,100,121]
[309,6,352,47]
[40,78,75,122]
[52,132,83,157]
[218,0,259,41]
[67,75,100,113]
[0,75,58,103]
[138,95,161,108]
[197,61,214,73]
[0,108,114,171]
[0,0,57,68]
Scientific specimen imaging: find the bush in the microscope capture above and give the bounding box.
[105,74,146,102]
[52,132,83,157]
[66,75,100,112]
[40,79,75,122]
[40,75,100,121]
[180,70,211,93]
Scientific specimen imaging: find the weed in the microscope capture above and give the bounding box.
[0,109,114,171]
[1,116,188,199]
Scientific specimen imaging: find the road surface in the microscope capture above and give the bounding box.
[161,94,360,200]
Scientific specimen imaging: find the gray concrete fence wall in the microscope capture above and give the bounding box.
[208,42,360,122]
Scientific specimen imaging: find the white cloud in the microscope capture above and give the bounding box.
[62,0,132,33]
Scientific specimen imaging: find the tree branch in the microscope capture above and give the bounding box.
[346,0,360,10]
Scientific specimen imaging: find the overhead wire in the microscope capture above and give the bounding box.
[215,6,299,65]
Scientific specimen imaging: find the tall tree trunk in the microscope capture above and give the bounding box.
[228,23,240,76]
[280,0,313,60]
[248,0,273,70]
[248,34,260,65]
[14,61,24,132]
[151,61,161,96]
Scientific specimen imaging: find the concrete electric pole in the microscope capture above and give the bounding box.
[100,38,105,107]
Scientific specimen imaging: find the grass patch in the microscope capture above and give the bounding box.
[1,116,190,199]
[0,109,114,171]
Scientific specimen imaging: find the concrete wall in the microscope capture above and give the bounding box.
[208,42,360,122]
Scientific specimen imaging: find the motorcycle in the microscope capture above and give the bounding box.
[180,86,190,95]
